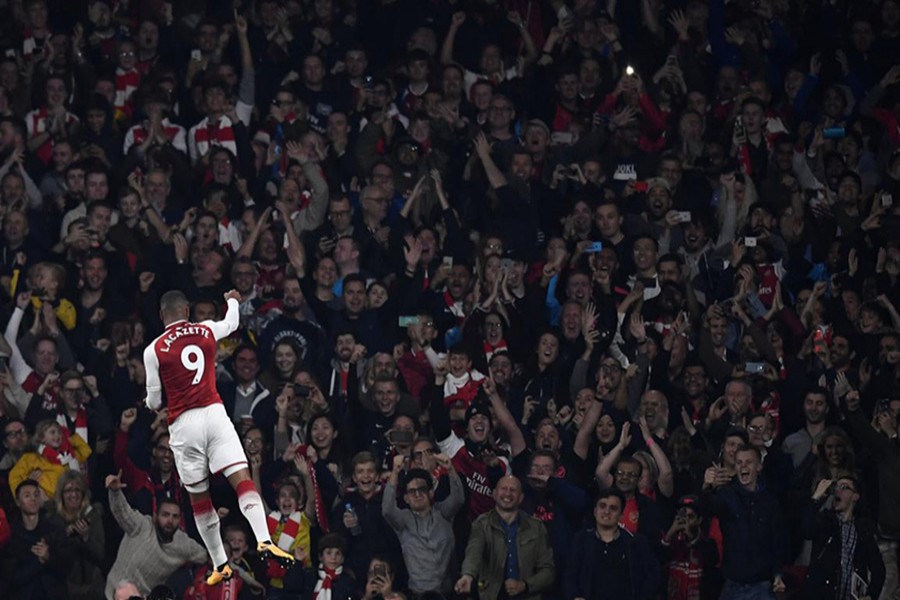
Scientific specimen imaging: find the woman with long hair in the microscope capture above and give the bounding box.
[261,340,303,395]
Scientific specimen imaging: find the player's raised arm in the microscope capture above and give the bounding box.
[143,344,163,410]
[203,289,241,340]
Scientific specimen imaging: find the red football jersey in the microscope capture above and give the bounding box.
[144,299,240,423]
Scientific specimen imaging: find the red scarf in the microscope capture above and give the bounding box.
[114,67,141,116]
[39,438,79,470]
[483,339,508,362]
[443,291,465,325]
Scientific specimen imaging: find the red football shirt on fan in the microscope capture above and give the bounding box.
[143,298,240,423]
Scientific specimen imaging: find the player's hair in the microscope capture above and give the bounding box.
[159,290,190,318]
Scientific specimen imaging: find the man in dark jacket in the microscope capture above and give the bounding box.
[844,391,900,600]
[330,451,403,588]
[0,479,75,600]
[804,476,884,600]
[563,489,661,600]
[703,445,787,599]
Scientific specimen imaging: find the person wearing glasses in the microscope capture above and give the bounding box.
[804,476,884,600]
[382,451,463,596]
[1,418,31,471]
[607,455,665,556]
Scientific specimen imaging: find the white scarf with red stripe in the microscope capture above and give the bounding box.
[443,370,485,406]
[57,409,88,445]
[314,566,343,600]
[267,510,304,551]
[39,439,80,471]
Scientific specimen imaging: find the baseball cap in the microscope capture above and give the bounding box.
[645,177,672,194]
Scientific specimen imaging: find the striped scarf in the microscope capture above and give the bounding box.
[39,439,80,471]
[114,67,141,116]
[314,566,342,600]
[57,409,88,445]
[190,115,237,162]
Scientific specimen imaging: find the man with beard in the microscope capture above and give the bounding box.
[320,328,367,414]
[608,455,665,556]
[421,262,472,342]
[805,476,885,600]
[702,445,787,599]
[104,470,208,599]
[816,330,858,398]
[632,178,685,253]
[258,275,324,367]
[781,387,830,468]
[680,359,713,427]
[114,408,185,518]
[677,217,726,305]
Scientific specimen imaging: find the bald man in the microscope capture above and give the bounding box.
[456,476,555,600]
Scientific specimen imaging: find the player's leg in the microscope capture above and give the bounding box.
[205,404,294,566]
[224,467,293,566]
[185,484,231,584]
[170,408,231,585]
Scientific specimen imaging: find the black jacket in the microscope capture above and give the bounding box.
[804,511,885,600]
[703,481,787,584]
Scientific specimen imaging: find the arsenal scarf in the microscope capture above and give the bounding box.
[314,566,343,600]
[443,370,485,407]
[483,340,508,362]
[39,439,80,471]
[443,291,465,325]
[57,409,88,445]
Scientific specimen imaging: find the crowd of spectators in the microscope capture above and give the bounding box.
[0,0,899,599]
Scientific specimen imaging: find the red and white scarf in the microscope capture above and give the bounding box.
[443,290,466,325]
[26,107,79,163]
[57,409,88,444]
[114,67,141,116]
[443,370,485,407]
[267,510,304,551]
[483,339,508,362]
[189,115,237,162]
[39,439,80,471]
[314,566,343,600]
